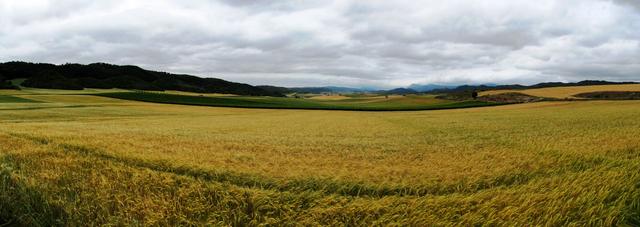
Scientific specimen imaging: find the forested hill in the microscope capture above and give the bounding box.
[0,62,282,96]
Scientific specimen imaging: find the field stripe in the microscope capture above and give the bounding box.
[0,156,67,226]
[0,95,42,103]
[7,132,629,199]
[93,92,504,111]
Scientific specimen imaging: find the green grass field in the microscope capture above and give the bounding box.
[0,95,41,103]
[0,88,639,225]
[96,92,499,111]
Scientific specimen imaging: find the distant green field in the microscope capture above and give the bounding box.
[95,92,500,111]
[0,95,41,103]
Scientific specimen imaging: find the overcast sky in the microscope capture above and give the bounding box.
[1,0,639,88]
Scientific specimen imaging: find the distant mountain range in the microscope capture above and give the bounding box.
[0,62,282,96]
[1,62,637,96]
[381,88,419,95]
[407,84,457,92]
[380,81,637,95]
[426,80,638,94]
[256,86,365,94]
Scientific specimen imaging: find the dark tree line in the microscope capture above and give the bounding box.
[0,62,283,96]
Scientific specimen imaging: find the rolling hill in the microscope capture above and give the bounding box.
[0,62,282,96]
[2,88,640,225]
[480,84,640,99]
[430,80,637,94]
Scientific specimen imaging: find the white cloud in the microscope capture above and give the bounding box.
[1,0,638,88]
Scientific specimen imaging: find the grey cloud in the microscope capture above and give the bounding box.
[613,0,640,11]
[1,0,639,88]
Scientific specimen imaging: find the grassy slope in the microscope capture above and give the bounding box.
[0,93,638,225]
[480,84,640,99]
[9,78,26,87]
[95,92,499,111]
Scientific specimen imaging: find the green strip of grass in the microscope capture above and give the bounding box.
[95,92,503,111]
[0,95,41,103]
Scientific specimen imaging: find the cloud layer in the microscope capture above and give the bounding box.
[1,0,639,88]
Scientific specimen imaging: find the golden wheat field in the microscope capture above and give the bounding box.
[480,84,640,99]
[1,90,640,226]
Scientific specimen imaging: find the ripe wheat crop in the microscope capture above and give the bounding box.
[0,90,639,225]
[481,84,640,99]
